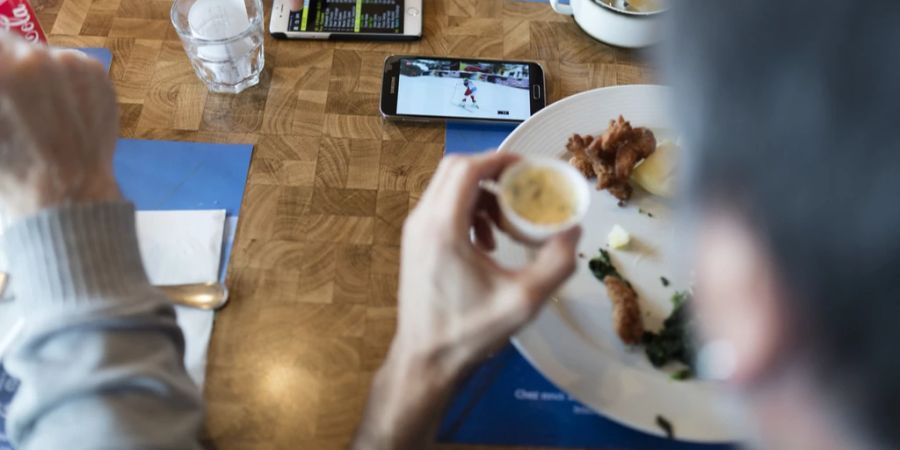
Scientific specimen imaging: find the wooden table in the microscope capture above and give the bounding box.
[37,0,652,448]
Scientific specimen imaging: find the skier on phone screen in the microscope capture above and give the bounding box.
[461,79,479,109]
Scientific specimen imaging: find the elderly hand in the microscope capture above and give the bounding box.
[354,152,581,449]
[0,32,120,220]
[395,152,581,377]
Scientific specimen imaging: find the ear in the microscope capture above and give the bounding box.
[694,211,788,385]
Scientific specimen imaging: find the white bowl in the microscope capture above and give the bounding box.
[492,158,591,244]
[549,0,665,49]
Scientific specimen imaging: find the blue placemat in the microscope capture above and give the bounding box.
[445,122,518,154]
[113,138,253,280]
[439,124,734,449]
[114,139,252,217]
[77,47,112,71]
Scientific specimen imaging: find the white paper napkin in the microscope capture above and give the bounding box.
[0,210,226,390]
[135,210,226,388]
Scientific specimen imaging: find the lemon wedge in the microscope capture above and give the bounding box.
[632,139,677,198]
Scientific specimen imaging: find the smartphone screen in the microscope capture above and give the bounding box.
[288,0,404,34]
[395,58,534,122]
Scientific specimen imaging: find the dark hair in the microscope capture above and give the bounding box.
[664,1,900,445]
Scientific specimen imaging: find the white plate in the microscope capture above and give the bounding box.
[496,85,736,442]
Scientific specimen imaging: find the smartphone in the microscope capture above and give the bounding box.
[269,0,422,41]
[380,56,546,124]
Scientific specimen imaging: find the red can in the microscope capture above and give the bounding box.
[0,0,47,44]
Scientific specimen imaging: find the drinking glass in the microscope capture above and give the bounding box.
[170,0,265,94]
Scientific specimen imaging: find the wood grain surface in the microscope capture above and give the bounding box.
[37,0,653,448]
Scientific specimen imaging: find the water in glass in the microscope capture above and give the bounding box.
[171,0,265,94]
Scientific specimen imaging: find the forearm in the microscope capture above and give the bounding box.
[2,202,203,450]
[352,345,460,450]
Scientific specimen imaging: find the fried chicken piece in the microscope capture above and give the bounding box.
[595,116,657,200]
[566,134,595,178]
[606,183,634,202]
[603,275,644,345]
[566,115,657,202]
[598,116,635,157]
[613,127,656,180]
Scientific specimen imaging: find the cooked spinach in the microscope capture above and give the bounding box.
[588,249,620,280]
[642,291,696,375]
[588,251,696,379]
[671,291,688,308]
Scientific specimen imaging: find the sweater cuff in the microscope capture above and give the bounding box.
[2,202,150,308]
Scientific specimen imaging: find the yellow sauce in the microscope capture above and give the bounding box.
[505,167,576,225]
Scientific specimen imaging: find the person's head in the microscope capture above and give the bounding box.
[666,1,900,448]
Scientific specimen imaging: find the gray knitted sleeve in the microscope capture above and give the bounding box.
[1,202,203,450]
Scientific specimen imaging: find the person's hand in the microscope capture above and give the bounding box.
[0,32,121,220]
[394,152,581,378]
[353,152,581,449]
[288,0,302,11]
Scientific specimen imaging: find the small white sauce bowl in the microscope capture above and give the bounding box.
[485,157,591,244]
